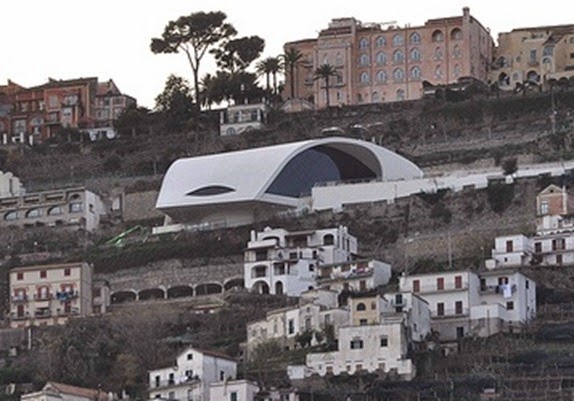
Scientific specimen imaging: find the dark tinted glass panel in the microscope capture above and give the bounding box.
[186,186,235,196]
[266,146,376,197]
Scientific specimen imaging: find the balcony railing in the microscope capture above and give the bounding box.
[55,291,78,301]
[480,284,516,295]
[11,295,28,303]
[34,309,52,318]
[433,308,469,319]
[34,294,53,301]
[153,376,199,389]
[10,313,28,321]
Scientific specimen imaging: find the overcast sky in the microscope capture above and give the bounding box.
[2,0,573,109]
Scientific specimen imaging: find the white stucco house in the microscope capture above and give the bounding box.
[148,347,237,401]
[399,268,536,341]
[316,259,392,293]
[246,288,349,356]
[244,226,357,296]
[292,292,431,381]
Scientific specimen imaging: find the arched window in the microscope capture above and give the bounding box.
[25,209,42,218]
[527,70,540,83]
[512,72,521,82]
[322,55,329,65]
[434,47,443,60]
[359,38,369,50]
[453,45,461,59]
[323,234,335,245]
[409,32,421,44]
[375,36,386,47]
[335,52,343,66]
[376,52,387,65]
[451,28,463,40]
[356,302,366,311]
[410,48,421,61]
[376,70,387,83]
[435,65,443,79]
[359,54,370,65]
[543,46,554,57]
[432,30,444,42]
[453,64,461,78]
[498,72,510,86]
[393,68,404,82]
[411,66,421,80]
[392,34,404,46]
[393,50,404,63]
[275,281,284,295]
[396,89,405,101]
[372,91,380,102]
[4,211,17,221]
[360,72,370,83]
[47,206,63,216]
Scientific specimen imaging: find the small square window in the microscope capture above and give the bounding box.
[40,270,47,279]
[187,353,193,360]
[17,272,24,280]
[506,301,514,310]
[64,268,71,276]
[380,337,388,347]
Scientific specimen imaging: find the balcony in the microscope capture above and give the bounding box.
[34,293,53,301]
[58,307,80,317]
[433,308,469,319]
[11,295,28,303]
[55,290,78,301]
[153,376,199,389]
[34,308,52,318]
[480,284,517,296]
[317,267,373,282]
[10,312,28,321]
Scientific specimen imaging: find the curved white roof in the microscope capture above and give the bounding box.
[156,137,422,213]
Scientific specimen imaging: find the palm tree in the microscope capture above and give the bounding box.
[255,59,272,92]
[281,48,303,99]
[256,57,282,95]
[313,63,339,108]
[198,73,215,109]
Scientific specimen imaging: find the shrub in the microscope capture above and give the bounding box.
[487,183,515,213]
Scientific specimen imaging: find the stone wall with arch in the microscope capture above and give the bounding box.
[100,256,244,304]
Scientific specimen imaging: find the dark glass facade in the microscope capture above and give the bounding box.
[266,146,377,197]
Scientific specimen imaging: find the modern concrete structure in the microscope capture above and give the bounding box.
[155,137,423,232]
[9,262,94,328]
[284,7,493,108]
[148,346,237,401]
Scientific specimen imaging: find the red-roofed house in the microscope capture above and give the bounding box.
[21,382,110,401]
